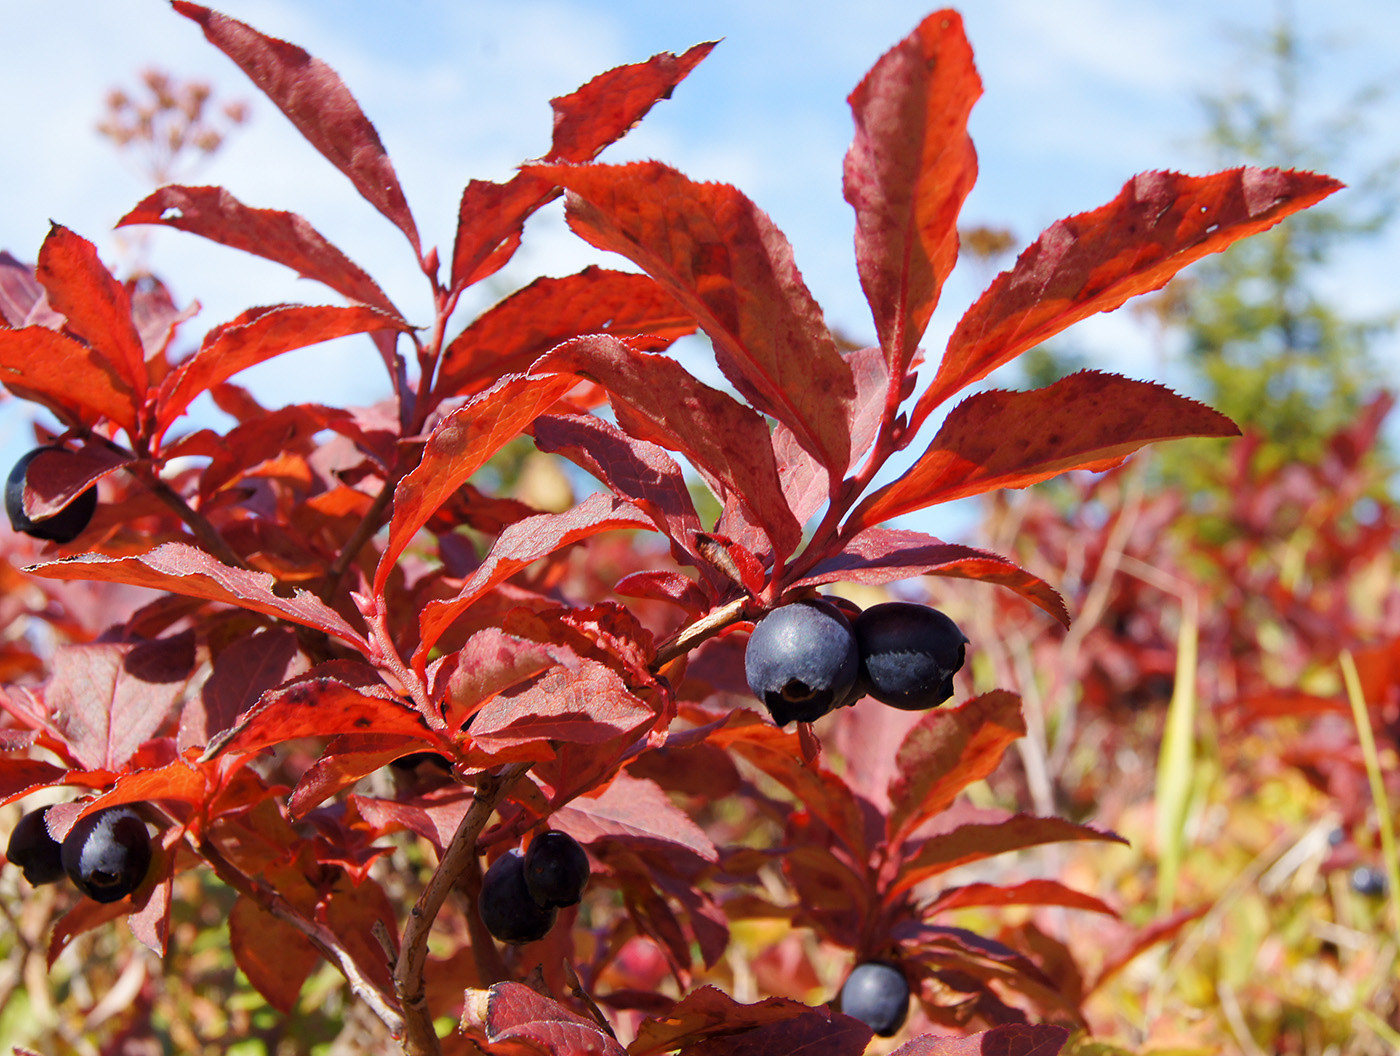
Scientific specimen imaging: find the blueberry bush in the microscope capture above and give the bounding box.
[0,5,1344,1054]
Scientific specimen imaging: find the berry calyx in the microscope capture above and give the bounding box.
[744,598,860,726]
[523,830,589,908]
[5,447,98,544]
[853,602,968,711]
[60,806,152,903]
[479,848,557,944]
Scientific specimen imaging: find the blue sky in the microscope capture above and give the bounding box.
[1,0,1397,540]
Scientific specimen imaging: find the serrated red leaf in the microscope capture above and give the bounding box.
[894,816,1127,895]
[29,543,369,651]
[914,167,1343,426]
[0,250,44,326]
[525,161,855,475]
[375,372,577,595]
[669,1005,872,1056]
[36,224,148,398]
[156,303,408,435]
[288,735,428,818]
[855,372,1239,530]
[350,788,473,851]
[469,658,657,751]
[415,492,654,665]
[118,185,399,313]
[180,628,303,752]
[532,413,711,575]
[229,895,321,1013]
[435,629,569,732]
[795,527,1068,626]
[532,335,801,560]
[463,982,628,1056]
[886,691,1026,846]
[128,825,183,955]
[927,879,1117,918]
[0,325,139,432]
[450,173,554,292]
[547,42,716,163]
[553,773,717,863]
[0,756,66,800]
[627,986,814,1055]
[173,3,420,251]
[40,635,198,772]
[888,1024,1070,1056]
[74,759,210,816]
[205,666,440,759]
[435,268,696,401]
[17,443,131,520]
[845,11,980,378]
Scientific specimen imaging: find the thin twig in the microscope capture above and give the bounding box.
[140,470,250,570]
[653,596,749,669]
[319,480,396,603]
[394,761,532,1056]
[198,838,405,1037]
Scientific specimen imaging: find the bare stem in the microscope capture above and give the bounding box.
[394,762,532,1056]
[652,596,749,669]
[319,480,397,603]
[141,469,250,570]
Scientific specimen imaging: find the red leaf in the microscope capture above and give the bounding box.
[0,325,139,432]
[40,635,198,772]
[886,691,1026,846]
[205,665,440,759]
[553,773,717,863]
[450,173,554,292]
[36,224,148,398]
[628,986,821,1055]
[180,628,304,752]
[894,816,1126,895]
[289,735,428,818]
[855,372,1239,529]
[0,250,44,326]
[547,42,717,163]
[889,1024,1070,1056]
[416,492,654,665]
[173,3,420,252]
[927,879,1118,918]
[375,372,577,595]
[75,759,210,815]
[435,268,696,401]
[914,167,1343,426]
[462,982,627,1056]
[525,161,855,475]
[156,304,409,434]
[229,895,321,1014]
[795,527,1068,627]
[29,544,369,651]
[531,413,711,576]
[665,1005,872,1055]
[532,335,801,560]
[845,11,981,377]
[469,659,657,752]
[17,444,132,520]
[0,756,67,800]
[1088,905,1207,994]
[118,185,399,314]
[435,629,570,732]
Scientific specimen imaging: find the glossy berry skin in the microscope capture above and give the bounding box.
[60,807,152,903]
[744,599,859,726]
[7,807,65,886]
[524,830,589,908]
[5,448,98,544]
[853,602,968,711]
[479,849,557,944]
[839,961,910,1037]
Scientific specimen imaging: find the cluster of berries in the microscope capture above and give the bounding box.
[5,446,98,543]
[478,830,590,945]
[745,598,968,726]
[6,805,153,903]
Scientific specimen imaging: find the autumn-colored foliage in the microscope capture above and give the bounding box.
[0,6,1347,1055]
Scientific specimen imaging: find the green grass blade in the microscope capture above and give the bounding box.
[1155,593,1199,915]
[1339,650,1400,938]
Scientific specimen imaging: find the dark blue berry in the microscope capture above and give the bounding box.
[479,849,556,944]
[744,599,859,726]
[853,602,967,711]
[60,806,152,903]
[523,831,589,908]
[6,807,65,886]
[1351,865,1388,898]
[839,960,910,1037]
[5,448,98,544]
